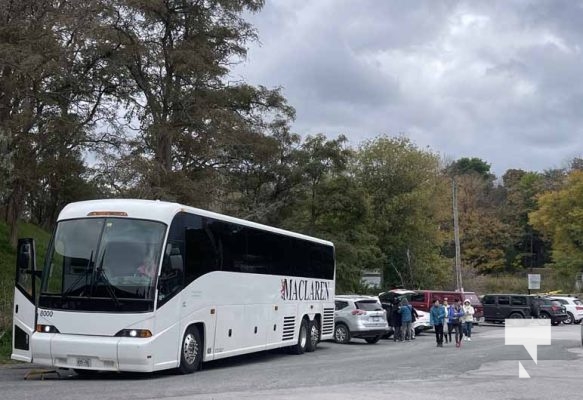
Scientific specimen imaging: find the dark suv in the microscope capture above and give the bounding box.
[538,298,569,325]
[482,294,568,325]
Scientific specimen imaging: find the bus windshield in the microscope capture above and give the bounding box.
[39,217,166,312]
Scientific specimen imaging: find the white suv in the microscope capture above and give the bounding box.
[334,295,389,344]
[413,309,431,335]
[547,296,583,325]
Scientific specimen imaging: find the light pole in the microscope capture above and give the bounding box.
[452,178,463,292]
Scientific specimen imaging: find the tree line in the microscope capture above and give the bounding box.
[1,0,582,292]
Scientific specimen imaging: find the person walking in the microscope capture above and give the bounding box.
[461,299,475,341]
[400,298,414,341]
[410,307,419,340]
[448,299,465,347]
[442,298,450,344]
[430,299,446,347]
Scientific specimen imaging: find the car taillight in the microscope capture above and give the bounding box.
[576,306,583,311]
[352,309,367,315]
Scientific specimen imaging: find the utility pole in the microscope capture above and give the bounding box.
[452,178,463,292]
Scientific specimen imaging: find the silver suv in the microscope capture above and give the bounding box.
[334,295,389,344]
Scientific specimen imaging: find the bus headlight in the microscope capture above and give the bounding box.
[115,329,152,338]
[36,324,60,333]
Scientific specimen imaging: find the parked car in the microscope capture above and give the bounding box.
[546,296,583,325]
[378,289,483,322]
[413,309,431,335]
[538,298,569,325]
[382,307,431,338]
[482,294,568,325]
[334,295,389,344]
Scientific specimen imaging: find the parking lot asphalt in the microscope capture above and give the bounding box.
[0,324,581,400]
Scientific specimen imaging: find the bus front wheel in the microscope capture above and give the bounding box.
[290,318,308,355]
[179,327,202,374]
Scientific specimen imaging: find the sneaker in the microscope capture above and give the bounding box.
[467,338,471,341]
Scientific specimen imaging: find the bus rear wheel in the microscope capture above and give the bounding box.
[306,319,320,352]
[179,327,202,374]
[290,318,308,355]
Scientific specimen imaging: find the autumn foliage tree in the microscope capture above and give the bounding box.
[355,136,450,289]
[530,170,583,279]
[2,1,582,296]
[98,0,294,207]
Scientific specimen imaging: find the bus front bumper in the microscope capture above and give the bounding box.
[32,333,158,372]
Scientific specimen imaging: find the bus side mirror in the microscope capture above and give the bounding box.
[17,238,36,272]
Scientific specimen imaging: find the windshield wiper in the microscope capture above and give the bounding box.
[62,250,93,298]
[93,249,122,309]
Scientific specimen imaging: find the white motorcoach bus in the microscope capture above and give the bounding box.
[12,199,335,374]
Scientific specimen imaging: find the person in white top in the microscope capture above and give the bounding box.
[461,299,475,341]
[442,298,450,344]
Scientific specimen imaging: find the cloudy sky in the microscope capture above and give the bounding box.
[233,0,583,177]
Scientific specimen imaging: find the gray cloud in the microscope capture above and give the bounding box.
[235,0,583,176]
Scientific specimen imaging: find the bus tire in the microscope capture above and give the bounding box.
[290,318,308,355]
[179,327,202,374]
[306,318,320,352]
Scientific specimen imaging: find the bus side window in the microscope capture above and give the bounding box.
[185,223,219,284]
[158,244,183,304]
[217,222,245,273]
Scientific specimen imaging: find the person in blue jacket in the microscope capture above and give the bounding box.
[448,299,465,347]
[430,299,446,347]
[399,298,413,341]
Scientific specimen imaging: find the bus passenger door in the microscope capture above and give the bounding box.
[12,239,38,363]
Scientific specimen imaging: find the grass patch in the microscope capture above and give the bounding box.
[464,269,579,296]
[0,328,14,364]
[0,220,50,363]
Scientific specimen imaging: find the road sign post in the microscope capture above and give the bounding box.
[528,274,541,295]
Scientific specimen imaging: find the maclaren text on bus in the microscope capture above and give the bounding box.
[280,278,330,301]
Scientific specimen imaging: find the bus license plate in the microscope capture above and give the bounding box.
[76,358,91,368]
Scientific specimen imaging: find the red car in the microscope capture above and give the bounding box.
[379,289,483,322]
